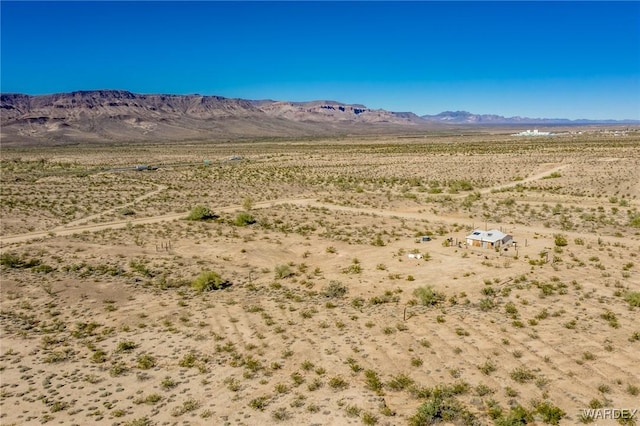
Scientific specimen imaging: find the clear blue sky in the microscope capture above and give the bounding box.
[2,1,639,119]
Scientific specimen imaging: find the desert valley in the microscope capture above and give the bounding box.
[1,122,639,426]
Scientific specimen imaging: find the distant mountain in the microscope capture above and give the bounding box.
[1,91,637,146]
[420,110,640,125]
[0,90,434,145]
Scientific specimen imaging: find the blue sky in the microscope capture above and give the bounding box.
[1,1,639,119]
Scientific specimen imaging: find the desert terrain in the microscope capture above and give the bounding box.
[1,130,639,425]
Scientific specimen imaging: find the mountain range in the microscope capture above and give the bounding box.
[1,90,637,145]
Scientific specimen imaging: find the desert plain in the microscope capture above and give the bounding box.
[1,130,639,426]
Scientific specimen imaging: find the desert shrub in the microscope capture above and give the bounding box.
[352,297,365,308]
[186,205,216,221]
[543,171,562,179]
[234,212,256,226]
[477,360,497,375]
[272,407,290,421]
[123,417,152,426]
[171,398,200,416]
[600,310,619,328]
[274,264,294,279]
[362,412,378,425]
[342,258,362,274]
[372,234,386,246]
[161,376,177,390]
[414,286,445,306]
[510,367,535,383]
[387,373,414,391]
[328,376,349,390]
[495,405,534,426]
[0,251,41,269]
[249,395,270,410]
[116,340,137,353]
[364,370,384,394]
[137,353,156,369]
[91,349,108,363]
[369,290,400,305]
[409,395,478,426]
[118,207,135,216]
[191,270,229,292]
[533,401,566,425]
[624,291,640,307]
[447,179,474,193]
[479,298,496,311]
[322,280,348,298]
[554,234,568,247]
[71,321,100,339]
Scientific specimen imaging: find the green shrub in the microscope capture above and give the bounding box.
[534,401,566,425]
[554,234,568,247]
[0,251,41,269]
[364,370,384,394]
[191,270,229,292]
[386,373,414,391]
[409,395,478,426]
[495,405,534,426]
[234,212,256,226]
[137,353,156,370]
[322,280,348,298]
[186,205,217,221]
[624,291,640,307]
[116,340,137,353]
[510,367,535,383]
[479,298,496,311]
[477,359,497,375]
[274,264,294,279]
[414,286,445,306]
[91,349,108,363]
[328,376,349,390]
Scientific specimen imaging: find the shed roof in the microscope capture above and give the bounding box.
[465,229,510,243]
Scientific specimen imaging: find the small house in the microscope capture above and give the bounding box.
[465,229,513,249]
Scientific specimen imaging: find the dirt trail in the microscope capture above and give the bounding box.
[477,164,568,195]
[53,182,168,230]
[0,198,309,246]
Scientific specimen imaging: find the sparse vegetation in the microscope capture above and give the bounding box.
[1,134,638,426]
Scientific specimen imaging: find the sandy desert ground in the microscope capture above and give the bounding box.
[1,129,639,426]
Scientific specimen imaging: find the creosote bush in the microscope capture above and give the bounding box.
[624,291,640,308]
[191,270,229,292]
[186,205,217,221]
[234,211,256,226]
[322,280,348,298]
[414,286,445,306]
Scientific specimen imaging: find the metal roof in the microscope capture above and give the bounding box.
[465,229,510,243]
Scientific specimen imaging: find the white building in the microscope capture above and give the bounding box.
[514,129,551,136]
[465,229,513,249]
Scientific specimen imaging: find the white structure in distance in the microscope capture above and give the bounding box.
[514,129,552,136]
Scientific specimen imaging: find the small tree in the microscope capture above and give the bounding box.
[192,271,228,292]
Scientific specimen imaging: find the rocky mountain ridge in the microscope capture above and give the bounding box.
[1,90,636,146]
